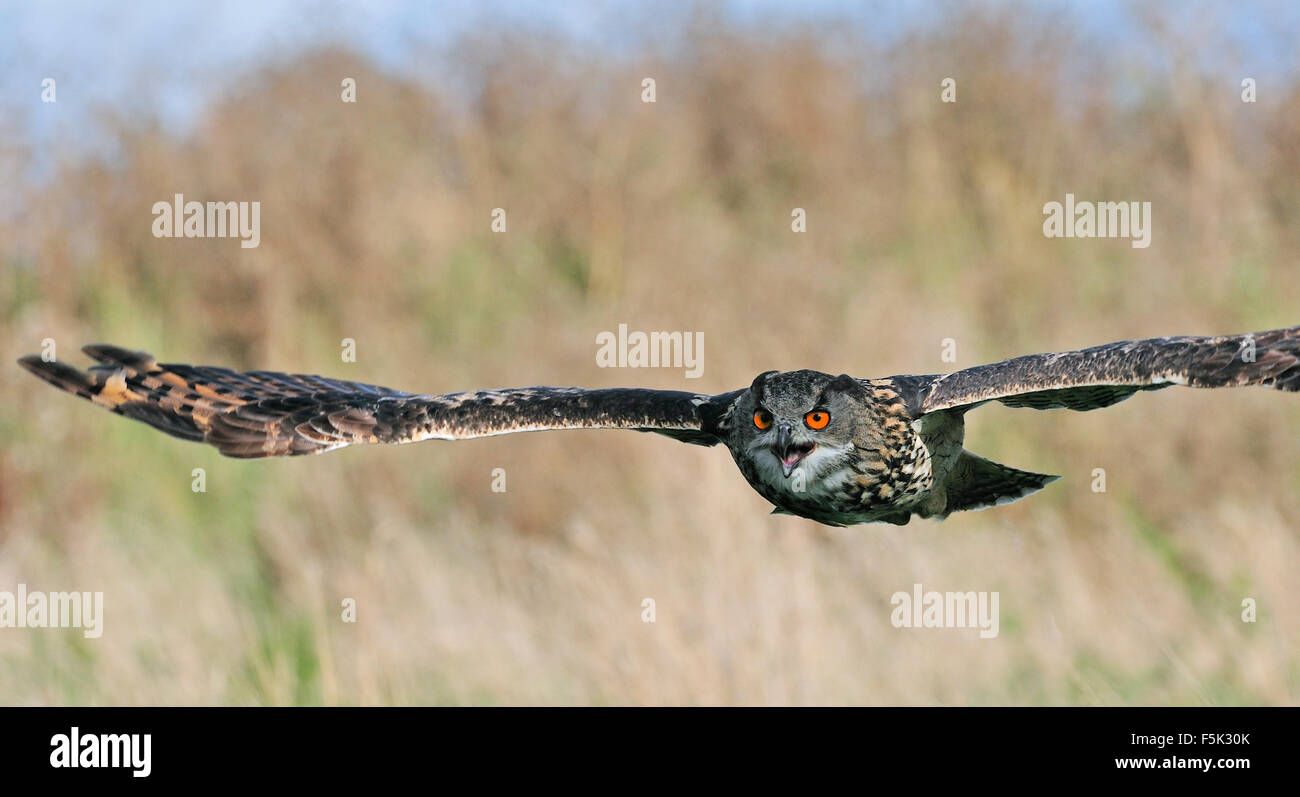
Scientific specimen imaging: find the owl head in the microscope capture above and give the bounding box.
[730,369,863,485]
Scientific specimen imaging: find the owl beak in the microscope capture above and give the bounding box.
[773,423,815,478]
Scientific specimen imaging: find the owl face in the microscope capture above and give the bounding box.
[731,370,861,488]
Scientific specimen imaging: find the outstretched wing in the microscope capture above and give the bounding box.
[18,344,741,458]
[913,325,1300,414]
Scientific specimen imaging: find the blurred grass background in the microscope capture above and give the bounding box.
[2,3,1299,704]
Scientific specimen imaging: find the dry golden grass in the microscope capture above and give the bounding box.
[2,9,1298,704]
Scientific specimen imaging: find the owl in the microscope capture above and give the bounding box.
[18,325,1300,526]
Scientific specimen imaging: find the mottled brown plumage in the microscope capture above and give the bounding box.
[18,325,1300,525]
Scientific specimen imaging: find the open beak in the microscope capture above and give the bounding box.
[773,423,815,478]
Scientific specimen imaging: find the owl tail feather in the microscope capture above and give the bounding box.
[942,450,1059,516]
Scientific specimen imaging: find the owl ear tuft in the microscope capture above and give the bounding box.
[749,370,778,402]
[818,373,861,403]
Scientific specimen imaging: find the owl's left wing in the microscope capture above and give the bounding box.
[18,344,743,458]
[909,325,1300,415]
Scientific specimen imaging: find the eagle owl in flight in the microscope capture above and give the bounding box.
[19,326,1300,526]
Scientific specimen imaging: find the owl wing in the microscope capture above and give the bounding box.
[910,325,1300,415]
[18,344,742,458]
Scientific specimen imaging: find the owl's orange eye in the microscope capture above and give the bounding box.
[805,410,830,430]
[753,410,773,430]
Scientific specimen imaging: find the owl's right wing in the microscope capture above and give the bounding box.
[907,325,1300,415]
[18,344,744,458]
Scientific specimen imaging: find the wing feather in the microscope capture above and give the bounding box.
[18,344,740,458]
[916,325,1300,414]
